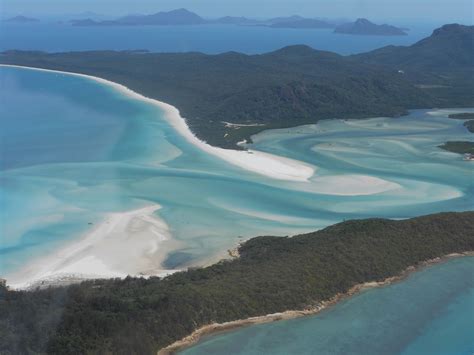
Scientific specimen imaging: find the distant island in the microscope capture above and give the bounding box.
[334,18,407,36]
[211,16,261,25]
[1,24,472,149]
[71,8,205,26]
[66,8,419,35]
[69,8,338,29]
[3,15,39,23]
[258,15,335,29]
[267,16,335,29]
[2,9,409,33]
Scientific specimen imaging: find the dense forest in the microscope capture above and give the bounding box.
[1,212,473,354]
[1,24,472,148]
[439,141,474,154]
[449,113,474,120]
[355,24,474,109]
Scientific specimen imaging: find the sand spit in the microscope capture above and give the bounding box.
[6,205,178,290]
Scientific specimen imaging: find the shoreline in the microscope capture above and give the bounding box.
[0,64,419,289]
[0,63,315,291]
[5,205,180,290]
[1,64,413,196]
[0,64,315,182]
[158,251,474,354]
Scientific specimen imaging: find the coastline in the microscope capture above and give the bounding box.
[5,205,180,290]
[0,64,412,290]
[0,64,314,182]
[158,251,474,354]
[0,64,417,196]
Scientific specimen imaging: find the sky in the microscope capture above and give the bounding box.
[2,0,473,24]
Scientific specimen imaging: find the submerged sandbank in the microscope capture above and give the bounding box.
[6,205,179,290]
[308,174,402,196]
[0,64,315,182]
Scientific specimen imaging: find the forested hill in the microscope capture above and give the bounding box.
[0,47,427,149]
[355,24,474,108]
[1,24,472,149]
[1,212,473,354]
[356,24,474,70]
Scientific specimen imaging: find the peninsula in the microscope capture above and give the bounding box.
[1,212,473,354]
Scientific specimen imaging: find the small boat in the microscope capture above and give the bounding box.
[463,153,474,161]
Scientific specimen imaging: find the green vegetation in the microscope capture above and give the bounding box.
[464,120,474,133]
[439,141,474,154]
[449,113,474,120]
[356,25,473,70]
[1,24,472,149]
[355,24,474,109]
[1,212,473,354]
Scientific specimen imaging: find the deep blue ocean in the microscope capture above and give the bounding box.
[0,22,436,54]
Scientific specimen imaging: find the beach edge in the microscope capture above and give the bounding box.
[157,251,474,354]
[0,64,314,182]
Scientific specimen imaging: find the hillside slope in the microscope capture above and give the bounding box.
[355,24,474,107]
[1,212,473,354]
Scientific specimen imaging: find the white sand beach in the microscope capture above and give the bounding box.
[0,64,315,182]
[0,65,434,291]
[6,205,179,290]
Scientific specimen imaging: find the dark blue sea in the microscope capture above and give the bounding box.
[0,22,436,54]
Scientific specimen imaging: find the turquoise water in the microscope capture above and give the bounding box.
[182,257,474,355]
[1,65,473,354]
[0,66,473,276]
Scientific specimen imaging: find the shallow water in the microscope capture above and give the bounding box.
[0,66,473,279]
[181,257,474,355]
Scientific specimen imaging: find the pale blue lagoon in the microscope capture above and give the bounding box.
[0,66,473,352]
[0,65,473,279]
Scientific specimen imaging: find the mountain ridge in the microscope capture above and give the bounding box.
[68,9,341,29]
